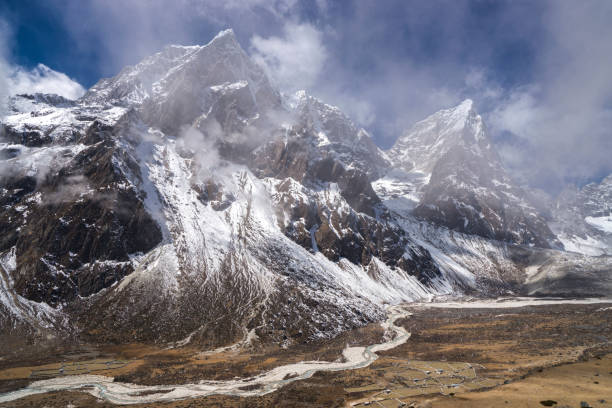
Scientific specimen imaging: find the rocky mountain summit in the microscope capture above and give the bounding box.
[377,99,558,248]
[1,29,610,350]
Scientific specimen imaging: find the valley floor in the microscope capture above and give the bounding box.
[1,299,611,407]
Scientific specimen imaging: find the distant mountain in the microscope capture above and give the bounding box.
[379,99,558,248]
[552,175,612,256]
[1,29,610,349]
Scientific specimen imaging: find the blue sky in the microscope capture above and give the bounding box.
[1,0,611,192]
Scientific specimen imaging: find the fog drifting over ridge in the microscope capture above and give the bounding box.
[1,0,611,193]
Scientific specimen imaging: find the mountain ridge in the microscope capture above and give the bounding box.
[1,29,610,350]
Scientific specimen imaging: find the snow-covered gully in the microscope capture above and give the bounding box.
[1,297,610,405]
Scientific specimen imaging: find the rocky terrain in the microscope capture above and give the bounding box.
[1,300,610,407]
[0,28,611,356]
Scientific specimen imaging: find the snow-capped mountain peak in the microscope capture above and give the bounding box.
[374,99,490,213]
[374,99,558,248]
[388,98,489,175]
[283,89,390,179]
[82,29,281,136]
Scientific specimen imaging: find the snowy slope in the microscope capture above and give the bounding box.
[552,175,612,256]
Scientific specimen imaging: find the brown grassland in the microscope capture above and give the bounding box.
[1,302,610,407]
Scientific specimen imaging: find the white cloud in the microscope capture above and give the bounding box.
[483,2,612,189]
[489,86,541,137]
[463,68,503,101]
[1,2,609,191]
[7,64,85,100]
[341,96,376,127]
[0,18,85,117]
[221,0,298,16]
[250,23,327,93]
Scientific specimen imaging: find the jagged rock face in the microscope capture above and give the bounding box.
[0,118,162,306]
[11,93,76,109]
[1,124,45,147]
[551,174,612,255]
[84,30,281,137]
[193,179,236,211]
[249,92,389,217]
[265,172,441,283]
[250,137,311,181]
[414,143,557,248]
[248,117,435,278]
[291,92,390,180]
[581,175,612,216]
[251,133,381,215]
[381,99,558,248]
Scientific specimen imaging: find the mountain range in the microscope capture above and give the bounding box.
[1,29,610,350]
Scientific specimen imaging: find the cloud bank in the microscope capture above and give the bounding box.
[0,18,85,116]
[6,64,85,99]
[485,1,612,190]
[251,22,327,93]
[2,1,611,192]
